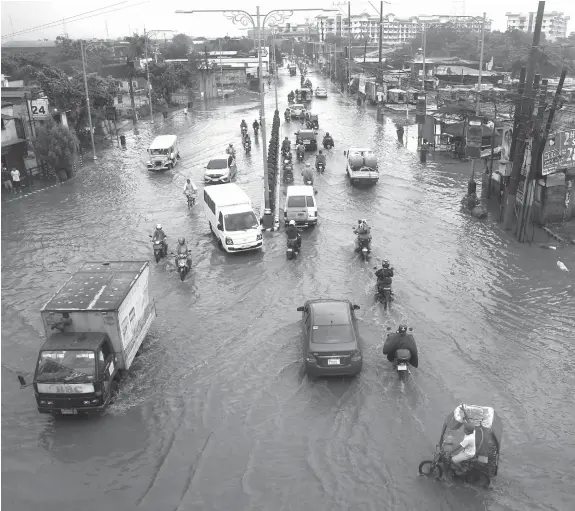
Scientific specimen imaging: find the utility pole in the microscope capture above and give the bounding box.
[378,1,383,65]
[422,24,426,89]
[468,12,486,185]
[503,1,546,230]
[80,40,97,160]
[517,78,548,242]
[347,1,351,92]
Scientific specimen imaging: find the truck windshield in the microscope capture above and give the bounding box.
[150,148,168,156]
[35,350,96,382]
[224,211,259,232]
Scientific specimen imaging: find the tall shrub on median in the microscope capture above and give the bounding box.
[32,119,80,179]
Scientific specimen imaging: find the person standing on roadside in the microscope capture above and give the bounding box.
[3,164,13,193]
[10,167,21,193]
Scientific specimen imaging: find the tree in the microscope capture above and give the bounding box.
[1,52,50,82]
[148,62,192,105]
[123,33,148,123]
[160,33,192,60]
[32,119,79,179]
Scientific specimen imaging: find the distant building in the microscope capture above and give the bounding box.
[505,11,570,40]
[1,101,28,172]
[0,39,59,57]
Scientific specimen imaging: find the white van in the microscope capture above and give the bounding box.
[203,183,263,253]
[284,185,318,227]
[146,135,180,171]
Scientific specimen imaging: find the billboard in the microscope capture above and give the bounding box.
[542,129,575,176]
[29,98,50,119]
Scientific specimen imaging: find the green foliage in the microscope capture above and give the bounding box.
[124,33,147,60]
[32,119,79,171]
[148,62,192,105]
[160,33,193,60]
[1,53,50,82]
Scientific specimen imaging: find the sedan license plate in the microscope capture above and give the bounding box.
[61,409,78,415]
[328,358,340,365]
[397,364,407,371]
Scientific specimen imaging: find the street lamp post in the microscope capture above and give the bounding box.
[176,8,335,224]
[80,39,97,161]
[144,29,175,124]
[469,12,486,184]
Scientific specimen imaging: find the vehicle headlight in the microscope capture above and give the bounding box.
[225,237,234,245]
[256,233,262,241]
[305,354,316,364]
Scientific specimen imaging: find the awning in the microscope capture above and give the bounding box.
[1,138,27,148]
[1,113,17,120]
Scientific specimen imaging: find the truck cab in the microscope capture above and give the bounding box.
[33,332,119,416]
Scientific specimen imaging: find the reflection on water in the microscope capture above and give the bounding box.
[2,70,575,511]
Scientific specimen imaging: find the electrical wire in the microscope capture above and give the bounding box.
[1,1,149,40]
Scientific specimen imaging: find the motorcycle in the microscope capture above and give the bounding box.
[241,125,248,137]
[286,236,301,260]
[323,139,334,149]
[283,161,294,183]
[394,349,411,381]
[253,124,259,135]
[316,161,325,174]
[288,97,294,104]
[284,113,291,123]
[297,150,305,163]
[376,282,393,309]
[186,193,196,209]
[357,236,371,261]
[244,140,251,154]
[174,252,191,281]
[149,235,167,263]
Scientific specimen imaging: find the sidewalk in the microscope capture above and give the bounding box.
[1,173,69,203]
[540,221,575,245]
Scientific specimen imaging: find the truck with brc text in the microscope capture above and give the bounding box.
[18,261,155,416]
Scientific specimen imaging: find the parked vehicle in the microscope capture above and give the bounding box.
[204,156,237,184]
[17,261,155,416]
[284,185,317,227]
[146,135,180,171]
[344,148,379,186]
[203,183,263,253]
[296,299,363,377]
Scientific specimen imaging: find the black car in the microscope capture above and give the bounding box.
[295,129,318,151]
[296,299,363,377]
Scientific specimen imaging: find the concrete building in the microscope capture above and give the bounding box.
[1,101,28,172]
[313,12,490,46]
[505,11,570,40]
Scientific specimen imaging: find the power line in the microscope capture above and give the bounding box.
[1,1,149,40]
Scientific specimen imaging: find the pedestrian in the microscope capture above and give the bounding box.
[10,167,21,193]
[396,126,404,144]
[184,107,188,115]
[2,164,13,193]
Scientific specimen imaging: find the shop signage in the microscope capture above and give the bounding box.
[29,98,50,119]
[542,129,575,175]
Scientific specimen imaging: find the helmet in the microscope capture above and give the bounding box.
[229,142,233,146]
[464,423,475,434]
[285,136,289,140]
[156,224,162,230]
[357,219,362,224]
[306,163,311,168]
[382,260,390,268]
[242,119,245,122]
[178,237,185,245]
[361,219,367,224]
[289,220,296,226]
[398,324,407,334]
[318,150,323,154]
[325,132,330,136]
[186,178,190,183]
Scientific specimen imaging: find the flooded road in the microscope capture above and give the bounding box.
[2,68,575,511]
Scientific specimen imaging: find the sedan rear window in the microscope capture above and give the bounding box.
[311,325,355,344]
[287,196,306,207]
[311,302,351,325]
[207,159,228,170]
[298,132,316,141]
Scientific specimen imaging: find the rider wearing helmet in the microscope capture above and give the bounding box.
[449,422,477,471]
[175,236,192,269]
[302,163,314,185]
[323,132,334,148]
[375,259,394,290]
[315,149,326,170]
[282,136,291,154]
[382,324,419,368]
[152,224,167,252]
[353,219,371,250]
[285,107,291,120]
[285,219,301,248]
[240,119,247,130]
[253,119,260,131]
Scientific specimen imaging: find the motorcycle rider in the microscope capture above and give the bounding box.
[283,150,293,164]
[296,140,305,160]
[353,219,371,250]
[382,324,419,368]
[284,107,291,121]
[281,136,291,154]
[226,143,236,157]
[175,237,192,270]
[244,133,251,148]
[152,224,167,254]
[240,119,247,131]
[323,132,334,148]
[286,220,301,249]
[302,163,314,185]
[253,119,260,132]
[375,260,394,294]
[288,91,295,102]
[315,150,326,171]
[183,178,198,202]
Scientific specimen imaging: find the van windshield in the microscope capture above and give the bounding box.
[35,350,96,382]
[150,148,169,156]
[224,211,259,231]
[207,159,228,170]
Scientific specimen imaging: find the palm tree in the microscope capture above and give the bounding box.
[123,33,148,124]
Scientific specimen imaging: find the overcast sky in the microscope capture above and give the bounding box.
[1,0,573,41]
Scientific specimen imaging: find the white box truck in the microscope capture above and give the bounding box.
[19,261,155,416]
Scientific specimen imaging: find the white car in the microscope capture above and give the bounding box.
[344,148,379,186]
[315,87,328,98]
[290,104,306,118]
[204,156,237,184]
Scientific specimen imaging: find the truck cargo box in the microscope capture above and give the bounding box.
[41,261,154,370]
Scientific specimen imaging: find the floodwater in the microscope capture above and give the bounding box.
[2,68,575,511]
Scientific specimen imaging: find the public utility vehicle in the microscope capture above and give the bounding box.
[344,148,379,186]
[147,135,180,171]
